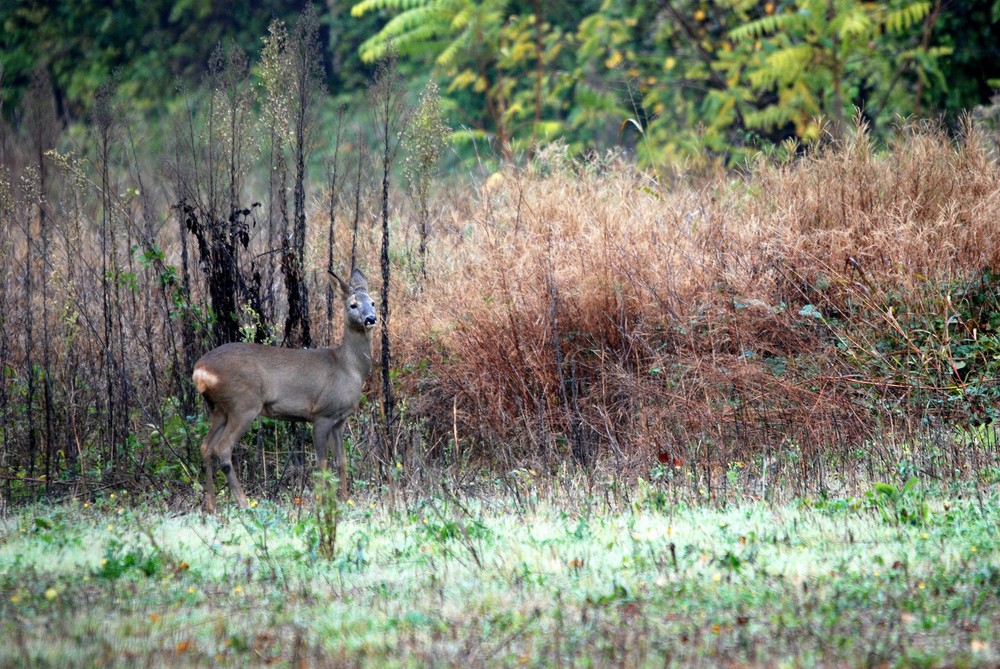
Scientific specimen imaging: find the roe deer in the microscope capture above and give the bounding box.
[192,268,377,512]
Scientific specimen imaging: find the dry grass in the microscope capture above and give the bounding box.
[386,124,1000,481]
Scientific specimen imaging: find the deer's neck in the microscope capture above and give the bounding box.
[339,326,373,377]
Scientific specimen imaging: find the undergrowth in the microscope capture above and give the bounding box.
[3,115,1000,502]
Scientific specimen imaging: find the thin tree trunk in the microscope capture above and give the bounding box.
[326,109,345,339]
[380,136,394,436]
[293,113,311,348]
[23,197,37,480]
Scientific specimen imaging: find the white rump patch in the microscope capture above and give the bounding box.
[192,367,219,394]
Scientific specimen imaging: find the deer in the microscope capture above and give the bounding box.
[192,268,377,512]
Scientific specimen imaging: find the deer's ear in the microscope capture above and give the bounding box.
[349,268,369,293]
[329,269,350,296]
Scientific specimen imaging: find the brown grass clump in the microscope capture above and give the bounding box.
[389,126,1000,477]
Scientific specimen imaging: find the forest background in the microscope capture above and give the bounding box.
[3,0,1000,504]
[6,1,1000,167]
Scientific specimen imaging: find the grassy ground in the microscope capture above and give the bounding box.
[1,481,998,668]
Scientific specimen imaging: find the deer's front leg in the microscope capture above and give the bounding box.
[331,421,347,501]
[312,418,334,472]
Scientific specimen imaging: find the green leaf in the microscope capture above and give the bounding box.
[874,482,897,498]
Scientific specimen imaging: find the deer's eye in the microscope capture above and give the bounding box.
[350,302,358,310]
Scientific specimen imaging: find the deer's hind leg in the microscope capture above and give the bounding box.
[200,410,228,513]
[200,405,257,511]
[211,408,258,509]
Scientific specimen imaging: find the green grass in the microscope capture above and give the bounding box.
[1,484,998,668]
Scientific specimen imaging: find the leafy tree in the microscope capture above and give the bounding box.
[728,0,945,140]
[925,1,1000,119]
[0,0,301,119]
[573,0,758,168]
[3,0,997,170]
[592,0,950,168]
[351,0,576,160]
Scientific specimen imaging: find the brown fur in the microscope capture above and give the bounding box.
[193,269,377,512]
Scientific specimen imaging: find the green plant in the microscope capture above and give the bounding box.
[313,469,341,560]
[352,0,566,161]
[403,80,450,276]
[332,529,370,573]
[866,476,930,526]
[94,538,162,580]
[729,0,944,140]
[28,514,79,551]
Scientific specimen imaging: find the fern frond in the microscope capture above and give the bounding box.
[747,44,813,89]
[926,45,953,58]
[447,69,478,91]
[701,91,738,130]
[729,13,804,41]
[352,0,455,18]
[383,6,449,35]
[897,44,953,62]
[884,2,931,34]
[745,104,798,131]
[357,4,456,61]
[834,8,874,40]
[353,0,414,19]
[437,32,471,68]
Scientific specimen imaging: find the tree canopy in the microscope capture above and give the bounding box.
[3,0,1000,166]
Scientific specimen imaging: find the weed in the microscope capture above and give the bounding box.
[312,469,340,560]
[866,477,931,527]
[94,538,162,579]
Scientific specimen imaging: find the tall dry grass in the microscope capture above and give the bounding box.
[390,125,1000,483]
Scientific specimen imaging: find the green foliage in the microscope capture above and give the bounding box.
[352,0,575,160]
[420,515,490,543]
[1,491,998,665]
[352,0,506,68]
[729,1,944,139]
[0,0,300,116]
[143,397,200,485]
[313,469,341,560]
[832,269,1000,423]
[404,80,450,269]
[866,476,930,527]
[28,514,80,551]
[404,81,450,191]
[346,0,968,167]
[94,538,162,580]
[4,1,998,169]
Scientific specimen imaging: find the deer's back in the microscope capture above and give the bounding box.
[193,343,362,421]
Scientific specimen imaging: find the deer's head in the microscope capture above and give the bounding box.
[331,269,377,332]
